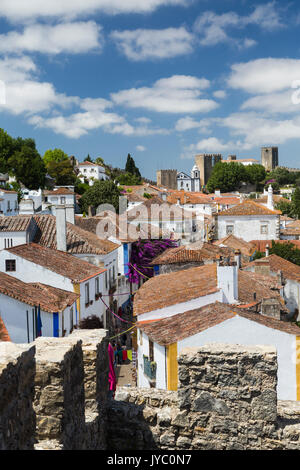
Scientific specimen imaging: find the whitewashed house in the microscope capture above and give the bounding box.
[215,199,281,242]
[137,301,300,400]
[0,215,36,250]
[0,189,18,216]
[0,271,79,343]
[134,260,287,391]
[42,187,76,214]
[0,242,107,325]
[76,161,108,186]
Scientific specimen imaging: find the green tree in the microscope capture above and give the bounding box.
[125,153,141,180]
[244,164,266,187]
[115,172,142,186]
[84,154,93,162]
[46,159,77,186]
[43,148,69,167]
[207,162,247,193]
[270,241,300,266]
[291,187,300,219]
[0,128,14,173]
[8,143,46,190]
[79,180,122,214]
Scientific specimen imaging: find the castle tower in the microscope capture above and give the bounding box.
[261,147,279,172]
[194,154,222,188]
[156,169,177,190]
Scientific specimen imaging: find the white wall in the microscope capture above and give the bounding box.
[178,315,297,401]
[217,215,279,242]
[0,249,105,322]
[137,330,167,389]
[0,231,28,250]
[0,292,76,343]
[0,191,18,216]
[137,290,223,322]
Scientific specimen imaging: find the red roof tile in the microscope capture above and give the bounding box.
[6,243,105,283]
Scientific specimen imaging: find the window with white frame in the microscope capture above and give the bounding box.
[261,225,268,235]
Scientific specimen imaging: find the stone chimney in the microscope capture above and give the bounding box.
[65,204,75,225]
[254,259,271,277]
[56,205,67,252]
[261,298,281,320]
[267,184,274,211]
[215,189,221,197]
[217,261,238,304]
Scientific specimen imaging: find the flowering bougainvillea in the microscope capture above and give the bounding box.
[127,238,177,284]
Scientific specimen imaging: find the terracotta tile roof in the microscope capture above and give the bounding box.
[150,242,231,266]
[280,227,300,236]
[250,240,300,252]
[237,269,285,307]
[0,189,17,194]
[126,196,196,221]
[33,214,119,255]
[77,161,99,167]
[6,243,106,283]
[133,264,286,316]
[0,272,79,313]
[0,215,33,232]
[167,193,214,205]
[217,200,281,217]
[0,316,11,342]
[214,197,240,205]
[43,188,75,195]
[137,302,300,346]
[255,195,292,205]
[134,264,219,316]
[245,254,300,283]
[214,235,257,257]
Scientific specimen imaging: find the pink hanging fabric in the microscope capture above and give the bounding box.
[108,343,116,392]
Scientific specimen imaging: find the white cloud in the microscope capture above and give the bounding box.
[213,90,227,99]
[241,90,299,114]
[136,145,146,151]
[187,136,234,153]
[0,55,78,115]
[111,27,193,61]
[194,2,283,48]
[29,109,170,139]
[111,75,218,114]
[0,22,103,55]
[0,0,190,22]
[175,116,214,132]
[228,58,300,94]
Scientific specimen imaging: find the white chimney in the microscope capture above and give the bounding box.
[266,244,270,257]
[217,263,238,304]
[56,205,67,252]
[234,249,241,269]
[267,185,274,211]
[65,204,75,225]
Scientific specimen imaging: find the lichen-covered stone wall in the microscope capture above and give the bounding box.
[107,344,300,450]
[2,336,300,450]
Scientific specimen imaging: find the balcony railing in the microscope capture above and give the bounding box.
[143,355,157,382]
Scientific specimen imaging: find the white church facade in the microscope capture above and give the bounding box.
[177,165,201,192]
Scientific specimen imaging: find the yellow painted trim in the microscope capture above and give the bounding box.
[73,283,81,323]
[167,342,178,391]
[296,337,300,401]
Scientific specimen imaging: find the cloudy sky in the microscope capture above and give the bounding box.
[0,0,300,179]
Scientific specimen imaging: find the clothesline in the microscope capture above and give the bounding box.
[99,295,135,325]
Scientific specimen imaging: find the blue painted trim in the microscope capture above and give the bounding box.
[124,243,129,276]
[53,313,59,337]
[154,265,160,276]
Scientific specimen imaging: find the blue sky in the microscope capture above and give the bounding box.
[0,0,300,180]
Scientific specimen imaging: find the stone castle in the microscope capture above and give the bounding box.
[2,330,300,450]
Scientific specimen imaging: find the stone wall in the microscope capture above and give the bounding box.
[107,344,300,450]
[2,336,300,450]
[0,329,109,450]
